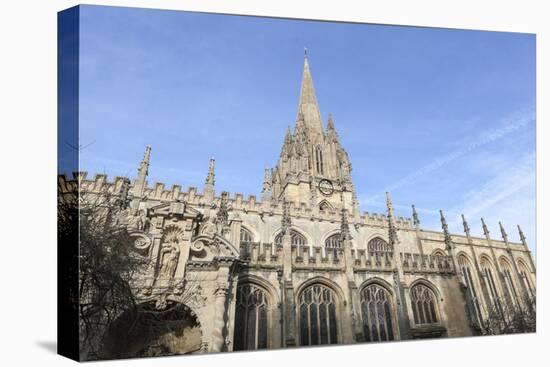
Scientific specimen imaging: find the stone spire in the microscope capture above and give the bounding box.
[517,225,527,247]
[386,192,398,248]
[134,145,151,198]
[205,157,215,186]
[280,126,293,159]
[412,205,420,227]
[137,145,151,182]
[481,217,490,238]
[499,221,508,243]
[326,114,339,143]
[461,214,471,237]
[203,157,216,202]
[440,210,453,250]
[297,51,324,141]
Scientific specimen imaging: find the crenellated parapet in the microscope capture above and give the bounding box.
[60,172,416,231]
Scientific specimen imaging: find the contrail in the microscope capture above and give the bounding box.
[361,111,534,206]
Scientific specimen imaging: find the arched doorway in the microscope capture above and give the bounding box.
[100,300,202,359]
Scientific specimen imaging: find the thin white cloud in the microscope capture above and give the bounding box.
[360,110,535,206]
[446,151,535,246]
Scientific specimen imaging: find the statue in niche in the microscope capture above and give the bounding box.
[159,242,180,279]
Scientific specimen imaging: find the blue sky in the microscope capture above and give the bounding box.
[76,5,536,253]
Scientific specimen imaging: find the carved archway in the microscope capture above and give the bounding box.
[99,300,203,359]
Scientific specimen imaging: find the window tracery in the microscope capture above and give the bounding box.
[298,284,338,345]
[360,284,394,341]
[480,258,503,314]
[274,230,307,246]
[410,283,439,325]
[500,259,519,307]
[458,255,482,327]
[233,284,269,350]
[367,237,392,253]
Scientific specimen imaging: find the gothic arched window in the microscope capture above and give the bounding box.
[367,237,392,253]
[325,233,342,249]
[298,284,338,345]
[518,260,535,301]
[274,230,307,247]
[480,257,503,315]
[233,284,269,351]
[410,283,439,325]
[315,146,324,175]
[319,200,332,212]
[360,284,395,342]
[458,255,482,326]
[325,233,342,258]
[240,227,253,244]
[500,258,519,307]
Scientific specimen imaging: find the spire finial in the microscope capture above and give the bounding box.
[499,221,508,243]
[327,113,334,129]
[386,192,398,247]
[412,205,420,226]
[137,145,151,181]
[517,225,527,246]
[205,157,215,186]
[440,210,452,249]
[461,214,471,237]
[386,192,394,217]
[297,48,324,137]
[481,217,490,237]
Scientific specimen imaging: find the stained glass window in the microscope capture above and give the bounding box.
[325,234,342,258]
[233,284,268,350]
[299,284,338,345]
[458,255,482,327]
[410,284,439,325]
[367,237,392,252]
[500,259,519,307]
[481,258,503,314]
[274,230,307,246]
[360,284,394,341]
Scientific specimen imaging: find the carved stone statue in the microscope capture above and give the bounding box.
[159,243,180,279]
[136,209,149,231]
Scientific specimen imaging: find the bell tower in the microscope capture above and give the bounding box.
[269,51,358,214]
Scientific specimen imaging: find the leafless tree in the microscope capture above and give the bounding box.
[482,297,536,335]
[58,185,149,359]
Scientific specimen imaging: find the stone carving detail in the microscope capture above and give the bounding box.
[281,198,292,235]
[158,225,184,279]
[136,209,150,231]
[386,192,399,247]
[440,210,453,250]
[340,208,351,242]
[412,205,420,226]
[185,284,208,308]
[159,244,180,279]
[216,191,230,234]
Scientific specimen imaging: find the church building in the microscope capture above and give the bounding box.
[59,53,537,358]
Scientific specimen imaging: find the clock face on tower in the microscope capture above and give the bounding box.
[318,179,334,196]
